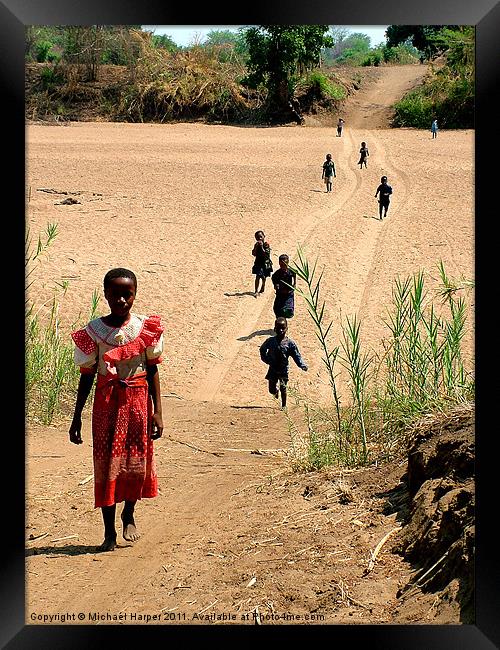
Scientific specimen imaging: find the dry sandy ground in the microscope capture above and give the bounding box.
[25,65,474,627]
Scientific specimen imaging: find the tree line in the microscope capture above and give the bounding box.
[26,25,473,126]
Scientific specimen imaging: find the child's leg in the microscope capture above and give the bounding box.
[259,278,266,293]
[280,384,287,409]
[268,379,279,399]
[100,504,117,551]
[254,276,260,295]
[121,500,141,542]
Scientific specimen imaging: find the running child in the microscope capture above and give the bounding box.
[259,317,308,409]
[322,153,336,193]
[272,254,296,319]
[375,175,393,220]
[358,142,369,169]
[69,268,164,552]
[252,230,273,296]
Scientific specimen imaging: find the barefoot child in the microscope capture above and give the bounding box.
[69,268,164,551]
[252,230,273,296]
[259,317,308,409]
[272,254,296,319]
[322,153,336,193]
[358,142,369,169]
[375,175,393,220]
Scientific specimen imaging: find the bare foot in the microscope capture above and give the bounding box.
[99,535,117,552]
[121,513,141,542]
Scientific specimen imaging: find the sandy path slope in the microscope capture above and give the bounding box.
[26,65,473,409]
[25,64,474,626]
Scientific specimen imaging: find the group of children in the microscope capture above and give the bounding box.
[67,115,439,551]
[322,122,393,220]
[69,262,307,550]
[251,229,307,413]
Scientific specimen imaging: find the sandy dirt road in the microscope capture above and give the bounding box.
[25,64,474,626]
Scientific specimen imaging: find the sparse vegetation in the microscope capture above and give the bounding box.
[25,224,100,424]
[286,248,474,471]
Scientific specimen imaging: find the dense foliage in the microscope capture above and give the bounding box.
[242,25,333,113]
[392,26,474,128]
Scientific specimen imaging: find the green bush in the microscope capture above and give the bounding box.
[303,71,346,100]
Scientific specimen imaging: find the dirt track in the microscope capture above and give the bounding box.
[26,64,474,625]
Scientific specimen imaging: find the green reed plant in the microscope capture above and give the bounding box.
[26,223,100,424]
[288,249,474,471]
[290,246,342,433]
[339,314,373,463]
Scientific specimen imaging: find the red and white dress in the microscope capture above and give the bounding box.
[71,314,164,508]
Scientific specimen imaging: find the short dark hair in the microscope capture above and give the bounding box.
[275,317,287,327]
[279,254,289,263]
[255,230,265,239]
[103,268,137,290]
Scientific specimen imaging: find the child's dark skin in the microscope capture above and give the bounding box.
[69,276,163,551]
[271,318,307,409]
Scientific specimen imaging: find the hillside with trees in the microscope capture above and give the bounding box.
[25,25,474,128]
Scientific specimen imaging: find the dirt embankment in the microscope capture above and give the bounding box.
[24,63,475,629]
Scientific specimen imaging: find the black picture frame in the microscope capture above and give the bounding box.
[3,0,498,647]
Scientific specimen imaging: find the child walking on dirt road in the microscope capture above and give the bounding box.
[259,317,308,409]
[322,153,336,193]
[358,142,369,169]
[375,175,393,220]
[272,254,296,319]
[69,268,164,552]
[252,230,273,296]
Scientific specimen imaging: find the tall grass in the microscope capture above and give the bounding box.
[26,224,100,424]
[287,247,474,471]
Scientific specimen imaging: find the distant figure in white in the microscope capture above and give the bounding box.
[431,119,439,139]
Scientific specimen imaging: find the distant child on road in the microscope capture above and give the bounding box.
[375,175,393,220]
[431,119,439,139]
[358,142,369,169]
[322,153,336,193]
[252,230,273,296]
[272,254,296,319]
[337,118,345,137]
[259,317,308,409]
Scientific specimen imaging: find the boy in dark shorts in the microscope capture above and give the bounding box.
[322,153,336,193]
[375,175,393,220]
[272,254,296,319]
[259,317,308,409]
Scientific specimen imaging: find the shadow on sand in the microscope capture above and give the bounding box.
[224,291,256,298]
[26,542,133,557]
[237,329,275,342]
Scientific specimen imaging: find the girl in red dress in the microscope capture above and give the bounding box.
[69,268,164,551]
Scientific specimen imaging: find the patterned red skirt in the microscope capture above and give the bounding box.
[91,372,158,508]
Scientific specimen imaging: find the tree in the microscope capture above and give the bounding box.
[203,28,249,62]
[243,25,333,115]
[151,33,178,52]
[386,25,459,59]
